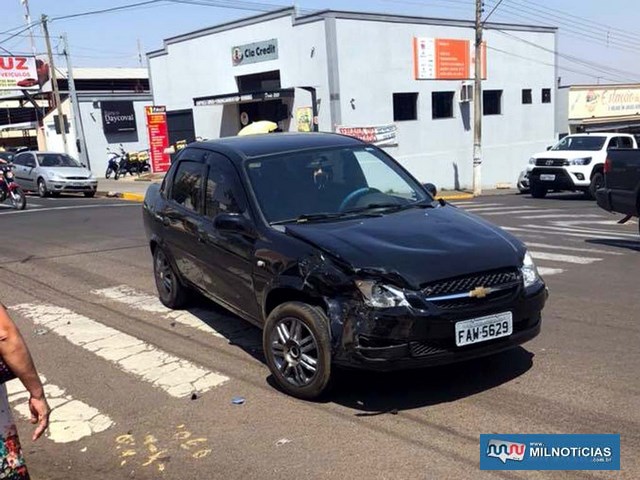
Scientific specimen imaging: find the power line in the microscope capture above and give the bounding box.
[482,0,504,24]
[49,0,166,21]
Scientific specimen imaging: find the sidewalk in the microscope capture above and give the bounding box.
[98,176,518,202]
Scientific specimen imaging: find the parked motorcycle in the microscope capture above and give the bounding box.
[105,147,122,179]
[0,164,27,210]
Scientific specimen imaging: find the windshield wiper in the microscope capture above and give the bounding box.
[271,211,382,225]
[345,200,434,214]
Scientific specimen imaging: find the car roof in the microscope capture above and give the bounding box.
[196,132,364,160]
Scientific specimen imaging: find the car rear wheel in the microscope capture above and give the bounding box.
[153,246,188,309]
[587,172,604,200]
[263,302,332,400]
[530,184,548,198]
[37,178,48,198]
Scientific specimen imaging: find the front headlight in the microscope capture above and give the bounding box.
[521,251,541,288]
[568,157,592,166]
[47,171,63,180]
[528,157,536,165]
[355,280,410,308]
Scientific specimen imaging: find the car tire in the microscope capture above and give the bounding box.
[263,301,332,400]
[84,191,96,198]
[587,172,604,200]
[153,246,189,309]
[530,184,548,198]
[37,178,49,198]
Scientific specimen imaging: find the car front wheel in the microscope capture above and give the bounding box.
[37,178,48,198]
[263,302,332,400]
[153,246,188,309]
[587,172,604,200]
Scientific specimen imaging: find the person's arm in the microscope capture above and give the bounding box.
[0,305,50,441]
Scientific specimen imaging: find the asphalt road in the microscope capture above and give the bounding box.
[0,191,638,480]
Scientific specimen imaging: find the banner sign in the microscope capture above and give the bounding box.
[413,38,486,80]
[0,56,46,90]
[145,106,170,173]
[231,39,278,66]
[569,87,640,119]
[101,101,137,134]
[194,89,294,107]
[336,124,398,147]
[480,434,620,471]
[296,107,313,132]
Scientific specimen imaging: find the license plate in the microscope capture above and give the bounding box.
[455,312,513,347]
[539,174,556,181]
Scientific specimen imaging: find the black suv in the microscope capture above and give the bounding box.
[143,133,547,399]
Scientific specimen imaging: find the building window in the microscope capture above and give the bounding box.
[542,88,552,103]
[483,90,502,115]
[393,93,418,121]
[432,91,455,119]
[522,89,532,104]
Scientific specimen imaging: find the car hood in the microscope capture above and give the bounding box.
[43,166,92,178]
[285,206,525,289]
[532,150,598,160]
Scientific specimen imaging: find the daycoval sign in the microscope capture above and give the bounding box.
[231,39,278,66]
[101,101,137,134]
[569,87,640,119]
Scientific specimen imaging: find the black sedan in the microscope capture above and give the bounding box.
[143,133,547,399]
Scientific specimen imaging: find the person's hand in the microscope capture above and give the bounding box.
[28,394,50,441]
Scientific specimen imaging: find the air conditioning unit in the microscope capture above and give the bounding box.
[460,83,473,103]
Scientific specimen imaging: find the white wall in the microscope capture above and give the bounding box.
[335,19,557,189]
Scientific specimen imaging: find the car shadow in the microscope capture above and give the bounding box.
[586,238,640,252]
[529,192,592,201]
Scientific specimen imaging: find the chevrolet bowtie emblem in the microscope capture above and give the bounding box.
[469,286,489,298]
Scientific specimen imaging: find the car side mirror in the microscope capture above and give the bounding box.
[423,183,438,197]
[213,213,255,237]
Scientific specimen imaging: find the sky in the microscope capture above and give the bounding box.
[2,0,640,85]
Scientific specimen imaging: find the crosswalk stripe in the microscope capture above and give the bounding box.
[523,224,639,238]
[482,209,562,216]
[529,251,601,264]
[6,376,113,444]
[464,206,540,212]
[518,213,604,220]
[503,226,633,241]
[449,201,479,205]
[538,267,564,276]
[525,242,623,255]
[455,203,505,208]
[11,304,229,398]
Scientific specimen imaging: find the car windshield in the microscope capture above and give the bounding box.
[245,145,430,224]
[37,153,81,167]
[551,136,606,151]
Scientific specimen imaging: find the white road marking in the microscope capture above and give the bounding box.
[538,267,564,277]
[502,226,635,241]
[482,209,562,216]
[449,201,478,205]
[523,224,639,239]
[6,376,113,444]
[525,242,623,255]
[0,204,138,215]
[456,203,505,208]
[463,205,540,213]
[92,285,225,339]
[529,251,601,264]
[518,213,604,220]
[11,304,229,398]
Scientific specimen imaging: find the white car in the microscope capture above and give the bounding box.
[527,133,637,199]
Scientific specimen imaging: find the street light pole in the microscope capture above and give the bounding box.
[472,0,483,196]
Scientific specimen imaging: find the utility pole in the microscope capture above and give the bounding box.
[42,14,69,154]
[21,0,37,56]
[472,0,483,196]
[62,33,90,169]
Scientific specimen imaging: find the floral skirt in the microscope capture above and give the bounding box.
[0,384,28,480]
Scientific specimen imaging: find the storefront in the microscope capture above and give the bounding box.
[148,8,557,189]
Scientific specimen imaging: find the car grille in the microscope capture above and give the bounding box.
[422,268,521,298]
[409,341,448,357]
[535,158,567,167]
[65,176,90,180]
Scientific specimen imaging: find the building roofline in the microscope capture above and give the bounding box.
[147,7,556,59]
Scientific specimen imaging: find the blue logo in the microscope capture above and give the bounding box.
[480,434,620,470]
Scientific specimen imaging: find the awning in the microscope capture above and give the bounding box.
[193,88,295,107]
[0,121,37,131]
[570,115,640,132]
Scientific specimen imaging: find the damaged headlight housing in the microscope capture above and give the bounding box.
[356,280,410,308]
[521,251,541,288]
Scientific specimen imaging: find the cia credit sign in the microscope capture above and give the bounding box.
[231,39,278,66]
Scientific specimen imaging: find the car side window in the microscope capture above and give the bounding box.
[205,153,247,219]
[12,154,25,166]
[169,160,204,212]
[607,137,619,150]
[618,136,633,149]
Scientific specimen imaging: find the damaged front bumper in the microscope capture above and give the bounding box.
[327,283,546,371]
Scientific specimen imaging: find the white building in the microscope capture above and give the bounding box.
[148,8,558,189]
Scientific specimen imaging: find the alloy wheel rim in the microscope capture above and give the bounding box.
[155,252,173,295]
[39,181,45,195]
[270,317,319,387]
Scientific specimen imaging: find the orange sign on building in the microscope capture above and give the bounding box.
[413,37,486,80]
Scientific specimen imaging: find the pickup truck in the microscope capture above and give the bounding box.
[527,133,637,199]
[596,150,640,233]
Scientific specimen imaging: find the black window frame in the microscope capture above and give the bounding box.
[541,88,552,104]
[393,92,418,121]
[431,91,455,119]
[483,90,503,116]
[204,152,250,220]
[522,89,532,105]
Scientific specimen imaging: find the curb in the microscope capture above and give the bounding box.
[96,191,145,202]
[437,193,475,200]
